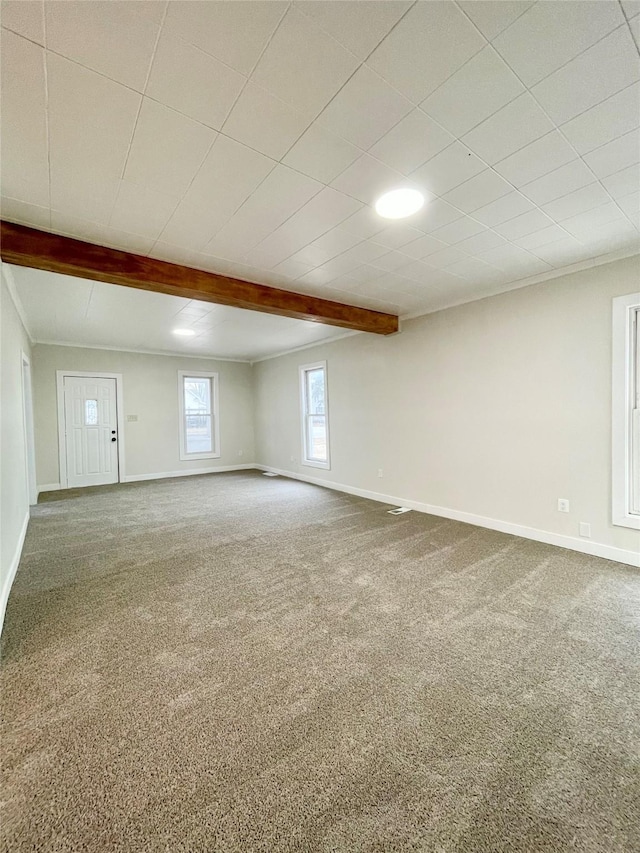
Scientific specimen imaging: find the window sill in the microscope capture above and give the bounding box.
[612,513,640,530]
[302,459,331,470]
[179,452,221,462]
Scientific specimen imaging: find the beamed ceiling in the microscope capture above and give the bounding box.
[1,0,639,348]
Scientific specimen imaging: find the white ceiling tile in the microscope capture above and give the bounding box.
[222,82,311,160]
[124,99,216,197]
[566,221,640,255]
[542,183,612,221]
[159,199,237,251]
[339,207,385,239]
[582,130,640,179]
[182,135,275,212]
[445,257,497,281]
[272,257,316,279]
[456,229,507,255]
[495,209,555,241]
[622,1,640,19]
[369,250,415,272]
[421,46,524,138]
[163,1,287,76]
[494,131,577,188]
[617,191,640,219]
[492,0,624,88]
[410,142,485,196]
[50,176,121,226]
[330,154,405,205]
[291,228,363,266]
[1,196,49,229]
[457,1,534,41]
[422,246,468,269]
[295,1,412,60]
[531,25,640,125]
[520,159,595,206]
[399,234,449,260]
[0,30,49,207]
[410,198,462,234]
[443,170,512,214]
[204,164,322,255]
[601,164,640,199]
[318,65,413,150]
[369,109,455,175]
[560,83,640,155]
[251,7,360,116]
[560,202,629,241]
[50,211,155,255]
[462,93,555,165]
[367,1,485,103]
[478,243,546,272]
[430,217,486,245]
[531,236,590,267]
[471,191,536,228]
[514,224,571,251]
[1,0,44,43]
[370,224,424,250]
[45,0,163,91]
[146,32,245,131]
[109,180,180,240]
[282,124,361,184]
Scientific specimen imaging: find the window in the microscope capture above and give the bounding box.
[178,371,220,461]
[612,294,640,529]
[300,361,330,469]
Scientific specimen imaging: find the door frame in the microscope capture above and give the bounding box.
[21,351,37,505]
[56,370,125,489]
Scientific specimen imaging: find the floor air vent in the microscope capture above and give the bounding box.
[388,507,412,515]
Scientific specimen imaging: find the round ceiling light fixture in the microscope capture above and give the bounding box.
[172,328,196,336]
[375,187,425,220]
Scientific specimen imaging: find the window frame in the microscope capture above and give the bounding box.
[299,360,330,470]
[612,293,640,529]
[178,370,220,462]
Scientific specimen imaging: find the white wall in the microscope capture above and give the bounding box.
[254,256,640,565]
[0,265,33,628]
[32,345,255,487]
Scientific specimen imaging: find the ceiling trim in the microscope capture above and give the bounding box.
[0,222,399,336]
[31,339,253,363]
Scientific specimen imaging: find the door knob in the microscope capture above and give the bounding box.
[111,430,116,434]
[111,437,117,442]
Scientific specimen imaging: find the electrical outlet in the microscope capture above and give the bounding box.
[290,455,295,462]
[238,450,243,456]
[378,468,383,478]
[558,498,570,513]
[579,522,591,538]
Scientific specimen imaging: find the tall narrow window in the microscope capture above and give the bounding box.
[300,361,330,469]
[178,371,220,461]
[612,294,640,529]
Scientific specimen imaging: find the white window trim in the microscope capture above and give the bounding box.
[178,370,220,462]
[612,292,640,530]
[299,360,331,470]
[56,371,126,490]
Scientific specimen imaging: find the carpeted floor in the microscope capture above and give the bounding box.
[1,471,639,852]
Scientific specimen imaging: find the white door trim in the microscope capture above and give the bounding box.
[21,351,37,505]
[56,370,125,489]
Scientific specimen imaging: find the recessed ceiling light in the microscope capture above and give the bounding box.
[375,188,425,220]
[172,328,196,336]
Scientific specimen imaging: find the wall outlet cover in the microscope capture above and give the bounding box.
[558,498,570,513]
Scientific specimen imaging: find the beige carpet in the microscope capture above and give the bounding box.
[1,471,639,852]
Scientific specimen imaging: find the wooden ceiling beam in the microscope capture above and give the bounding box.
[0,222,398,335]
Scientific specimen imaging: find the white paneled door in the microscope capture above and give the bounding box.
[63,376,119,488]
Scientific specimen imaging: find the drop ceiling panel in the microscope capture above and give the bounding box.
[1,0,638,327]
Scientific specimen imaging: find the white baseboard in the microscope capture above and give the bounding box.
[0,511,29,636]
[256,465,640,568]
[37,483,60,495]
[122,463,256,483]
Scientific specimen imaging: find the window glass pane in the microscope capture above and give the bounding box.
[307,368,325,415]
[308,415,327,461]
[183,378,213,454]
[85,399,98,425]
[186,414,212,454]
